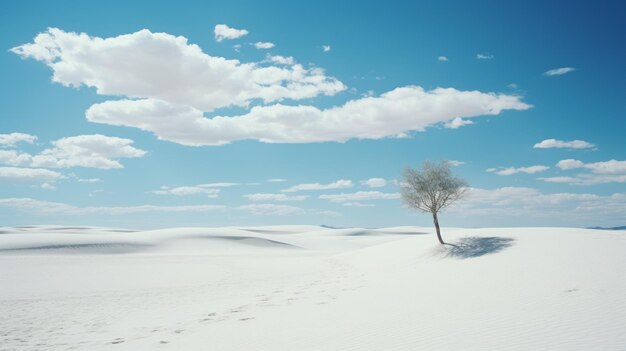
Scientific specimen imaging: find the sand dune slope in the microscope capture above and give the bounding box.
[0,226,624,350]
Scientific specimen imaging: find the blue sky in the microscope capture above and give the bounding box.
[1,0,624,229]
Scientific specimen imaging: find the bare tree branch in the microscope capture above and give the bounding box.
[400,160,467,244]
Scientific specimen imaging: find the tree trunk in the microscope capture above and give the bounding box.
[432,212,445,245]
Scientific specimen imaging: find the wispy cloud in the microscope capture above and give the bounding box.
[444,117,474,129]
[476,53,494,60]
[266,55,294,65]
[0,198,318,217]
[556,159,626,174]
[544,67,575,76]
[360,178,387,188]
[0,167,64,183]
[541,159,626,185]
[253,41,275,49]
[322,45,331,52]
[540,174,626,185]
[40,183,56,190]
[342,202,375,207]
[152,186,221,197]
[0,134,145,169]
[538,176,578,184]
[319,191,400,203]
[0,166,65,190]
[78,178,102,183]
[438,56,448,62]
[151,182,236,197]
[0,197,226,215]
[449,187,626,225]
[442,186,626,227]
[244,193,309,202]
[534,139,595,149]
[487,165,549,176]
[214,24,248,42]
[197,182,239,188]
[282,179,353,193]
[449,160,465,167]
[0,133,37,147]
[555,159,585,170]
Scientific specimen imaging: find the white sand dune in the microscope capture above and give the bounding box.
[1,225,624,350]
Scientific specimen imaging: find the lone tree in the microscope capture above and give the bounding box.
[401,161,467,245]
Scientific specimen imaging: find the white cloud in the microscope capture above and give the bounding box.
[0,198,80,214]
[342,202,375,207]
[545,67,575,76]
[360,178,387,188]
[438,56,448,62]
[78,178,102,183]
[0,167,64,183]
[487,165,549,176]
[253,41,275,49]
[14,29,531,147]
[32,134,145,169]
[86,86,530,146]
[449,160,465,166]
[214,24,248,42]
[0,134,144,169]
[0,198,312,217]
[556,159,585,170]
[578,174,625,185]
[448,187,626,226]
[534,139,595,149]
[152,186,220,197]
[267,178,287,183]
[267,55,295,65]
[0,133,37,147]
[539,176,578,183]
[0,149,32,166]
[476,53,494,60]
[578,159,626,174]
[556,159,626,174]
[197,182,239,187]
[244,193,309,201]
[0,197,225,215]
[458,187,599,208]
[40,182,56,190]
[282,179,353,192]
[361,90,375,98]
[549,159,626,185]
[13,28,346,114]
[313,210,341,217]
[236,203,303,216]
[444,117,474,129]
[319,191,400,203]
[322,45,331,52]
[0,197,330,218]
[540,175,626,185]
[88,189,104,197]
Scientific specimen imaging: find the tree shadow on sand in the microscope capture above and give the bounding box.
[444,237,515,259]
